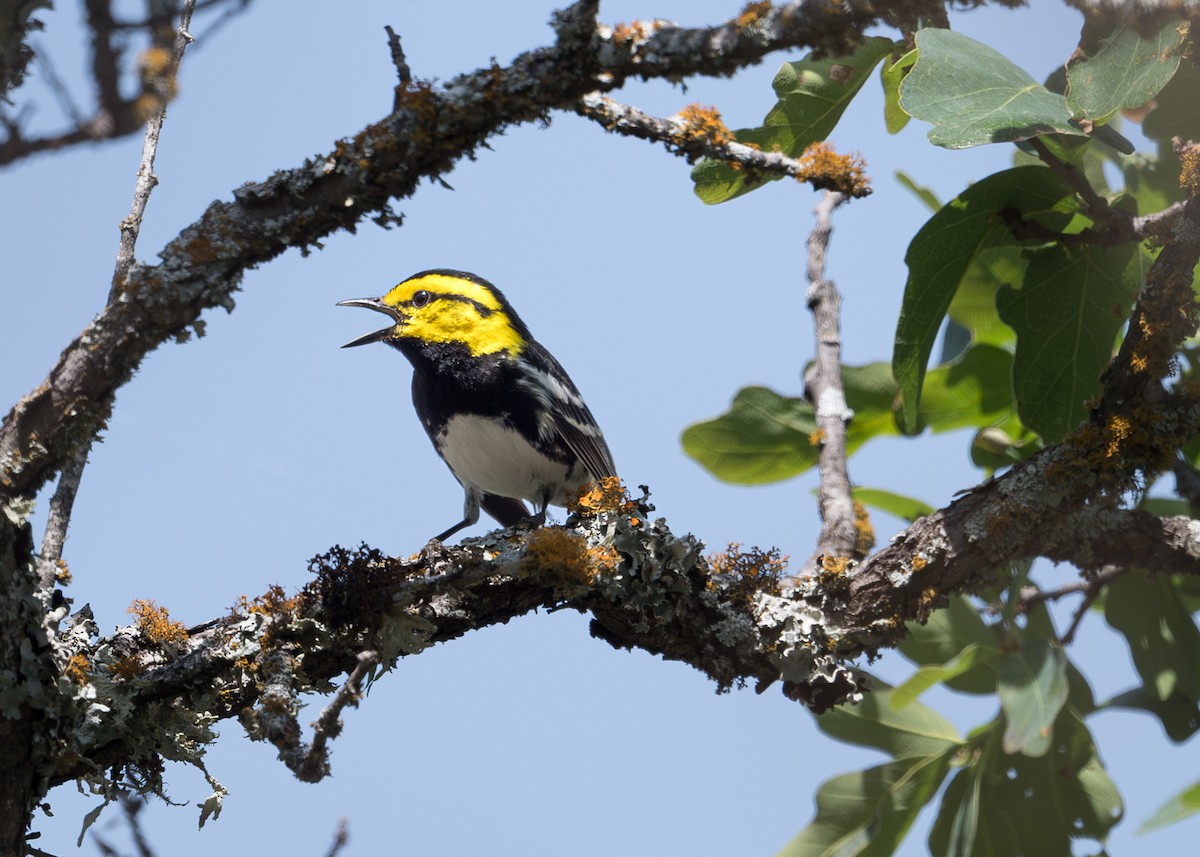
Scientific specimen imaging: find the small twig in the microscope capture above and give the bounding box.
[1000,207,1125,246]
[110,0,197,300]
[1016,565,1127,644]
[385,25,411,88]
[802,190,861,574]
[1028,137,1137,242]
[36,450,88,590]
[119,794,154,857]
[324,818,350,857]
[32,46,87,128]
[576,93,870,197]
[297,650,379,782]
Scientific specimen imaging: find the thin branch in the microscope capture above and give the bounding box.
[1028,137,1139,242]
[801,191,862,574]
[111,0,197,299]
[32,45,87,127]
[1016,564,1127,645]
[299,650,379,783]
[35,450,88,589]
[576,93,870,197]
[34,0,198,595]
[323,818,350,857]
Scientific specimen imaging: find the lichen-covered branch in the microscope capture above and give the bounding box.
[45,453,1200,796]
[576,94,870,197]
[801,190,866,576]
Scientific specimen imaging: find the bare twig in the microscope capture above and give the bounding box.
[801,191,861,574]
[32,46,87,128]
[384,25,411,87]
[35,0,199,595]
[300,650,379,782]
[110,0,197,299]
[324,818,350,857]
[36,451,88,590]
[1028,137,1138,243]
[576,94,870,197]
[1018,565,1127,645]
[91,793,155,857]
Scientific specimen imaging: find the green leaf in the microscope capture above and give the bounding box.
[817,684,963,759]
[893,165,1076,429]
[1143,57,1200,143]
[1103,571,1200,737]
[900,29,1085,149]
[997,632,1069,757]
[933,712,1122,857]
[895,170,942,212]
[1066,21,1186,125]
[681,387,817,484]
[996,241,1138,441]
[1103,686,1200,743]
[685,344,1015,484]
[692,37,895,204]
[909,344,1015,435]
[928,765,985,857]
[946,243,1024,349]
[1140,780,1200,833]
[882,49,917,134]
[891,644,1002,710]
[901,596,999,695]
[852,487,934,523]
[777,752,955,857]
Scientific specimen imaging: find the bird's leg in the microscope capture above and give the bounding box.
[432,486,481,542]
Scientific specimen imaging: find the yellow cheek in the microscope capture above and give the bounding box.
[403,303,523,356]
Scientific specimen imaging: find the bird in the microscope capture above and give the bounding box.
[338,269,617,542]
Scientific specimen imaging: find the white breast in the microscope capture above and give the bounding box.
[436,414,586,507]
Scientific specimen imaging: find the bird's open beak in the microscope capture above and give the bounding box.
[337,297,405,348]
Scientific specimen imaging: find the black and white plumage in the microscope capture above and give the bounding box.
[339,269,616,541]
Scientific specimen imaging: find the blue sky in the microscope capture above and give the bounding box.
[4,1,1197,854]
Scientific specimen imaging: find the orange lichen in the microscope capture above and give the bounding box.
[54,559,72,586]
[1179,140,1200,197]
[676,104,734,147]
[853,500,875,559]
[612,22,641,44]
[128,599,189,646]
[911,555,928,572]
[798,141,871,197]
[809,429,826,447]
[736,1,772,27]
[916,586,940,620]
[818,554,851,576]
[233,584,303,619]
[109,655,145,681]
[568,476,634,517]
[709,543,788,599]
[524,528,616,583]
[133,46,178,121]
[1105,414,1133,458]
[63,653,90,685]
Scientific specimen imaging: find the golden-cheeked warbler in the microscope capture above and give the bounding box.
[339,270,616,541]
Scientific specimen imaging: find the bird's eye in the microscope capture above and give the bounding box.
[411,290,432,308]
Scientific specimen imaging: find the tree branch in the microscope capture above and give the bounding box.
[576,94,869,197]
[801,191,864,574]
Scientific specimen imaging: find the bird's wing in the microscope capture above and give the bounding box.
[481,492,530,527]
[519,341,617,480]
